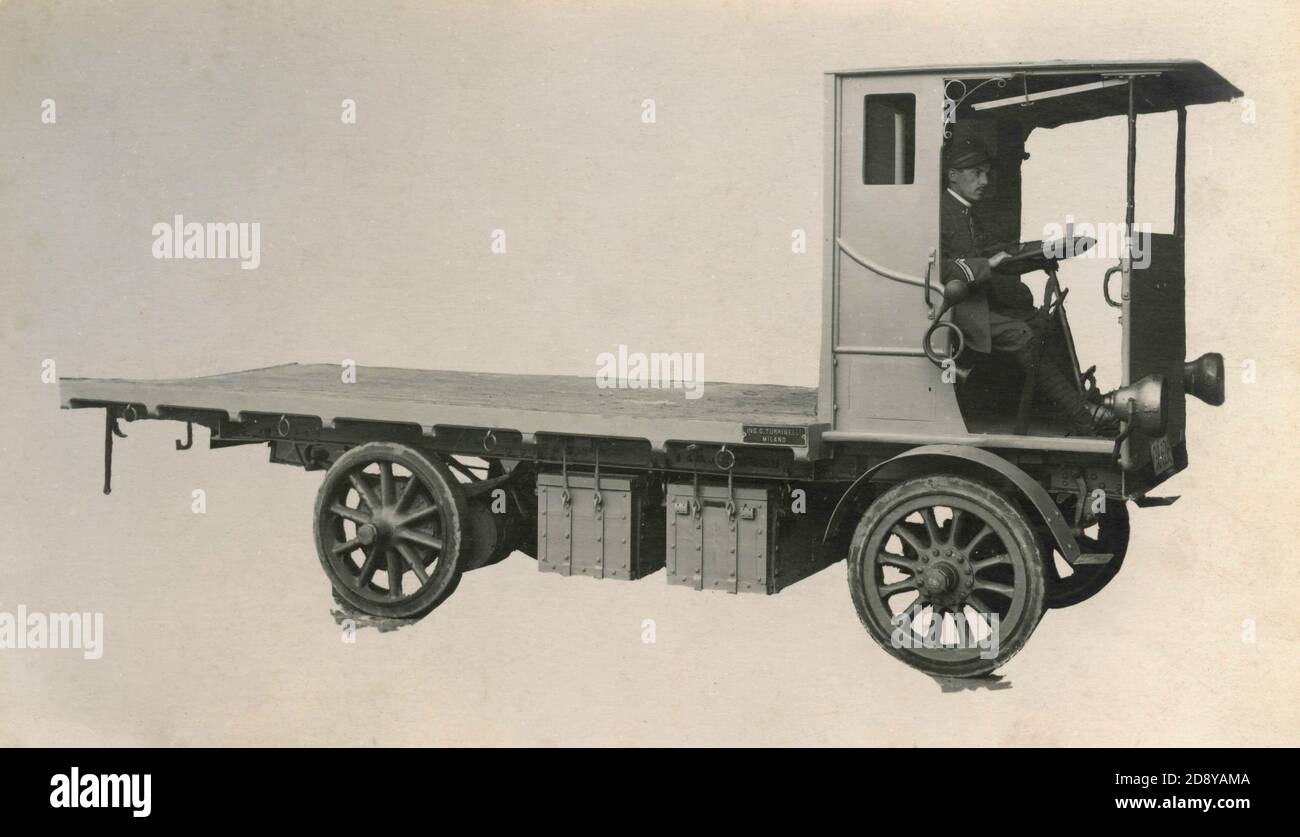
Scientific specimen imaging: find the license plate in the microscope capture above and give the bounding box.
[1150,437,1174,475]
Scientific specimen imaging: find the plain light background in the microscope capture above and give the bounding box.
[1,0,1297,745]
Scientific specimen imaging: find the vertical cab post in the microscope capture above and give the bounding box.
[1119,74,1190,479]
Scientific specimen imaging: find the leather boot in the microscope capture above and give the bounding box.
[1014,345,1118,436]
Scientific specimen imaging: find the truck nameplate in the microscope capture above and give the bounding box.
[742,425,808,446]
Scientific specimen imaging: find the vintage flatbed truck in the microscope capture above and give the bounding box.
[60,61,1237,677]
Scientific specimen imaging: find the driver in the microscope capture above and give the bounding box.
[940,136,1116,434]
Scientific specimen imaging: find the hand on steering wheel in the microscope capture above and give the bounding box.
[987,251,1014,270]
[993,236,1096,274]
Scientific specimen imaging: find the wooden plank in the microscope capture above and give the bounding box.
[59,364,821,453]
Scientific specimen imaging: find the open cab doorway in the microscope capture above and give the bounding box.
[934,63,1237,488]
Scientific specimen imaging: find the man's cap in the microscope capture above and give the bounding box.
[945,136,996,170]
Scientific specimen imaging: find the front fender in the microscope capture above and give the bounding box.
[823,444,1081,564]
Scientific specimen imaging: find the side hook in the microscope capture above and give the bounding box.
[175,421,194,451]
[104,410,126,494]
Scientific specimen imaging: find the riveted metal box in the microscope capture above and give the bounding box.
[665,481,834,594]
[536,472,664,580]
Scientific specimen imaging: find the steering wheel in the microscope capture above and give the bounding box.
[992,236,1095,275]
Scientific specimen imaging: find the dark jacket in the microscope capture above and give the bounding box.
[939,190,1033,353]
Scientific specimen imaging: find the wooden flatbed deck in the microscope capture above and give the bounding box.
[60,363,823,453]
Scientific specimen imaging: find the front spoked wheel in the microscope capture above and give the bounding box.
[848,475,1046,678]
[314,442,467,619]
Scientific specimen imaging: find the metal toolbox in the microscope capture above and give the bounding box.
[536,472,664,580]
[665,481,832,594]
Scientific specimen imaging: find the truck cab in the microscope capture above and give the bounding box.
[822,61,1236,495]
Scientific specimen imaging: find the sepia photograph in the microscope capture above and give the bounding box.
[1,0,1296,782]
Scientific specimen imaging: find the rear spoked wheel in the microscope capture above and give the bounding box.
[848,475,1046,678]
[314,442,467,619]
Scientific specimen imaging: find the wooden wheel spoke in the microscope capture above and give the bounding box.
[397,529,443,553]
[879,577,918,598]
[892,604,919,627]
[329,503,371,525]
[947,507,964,544]
[348,473,382,512]
[378,461,395,507]
[395,543,430,586]
[396,503,440,528]
[356,546,381,589]
[970,553,1012,573]
[892,522,929,556]
[395,476,422,513]
[973,580,1016,599]
[928,606,947,640]
[964,524,995,551]
[967,591,995,613]
[332,538,362,556]
[878,551,921,574]
[922,508,943,544]
[385,548,403,598]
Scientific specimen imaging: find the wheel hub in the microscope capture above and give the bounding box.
[921,564,957,595]
[918,554,975,607]
[359,505,405,544]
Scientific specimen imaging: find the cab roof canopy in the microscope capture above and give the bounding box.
[830,60,1242,129]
